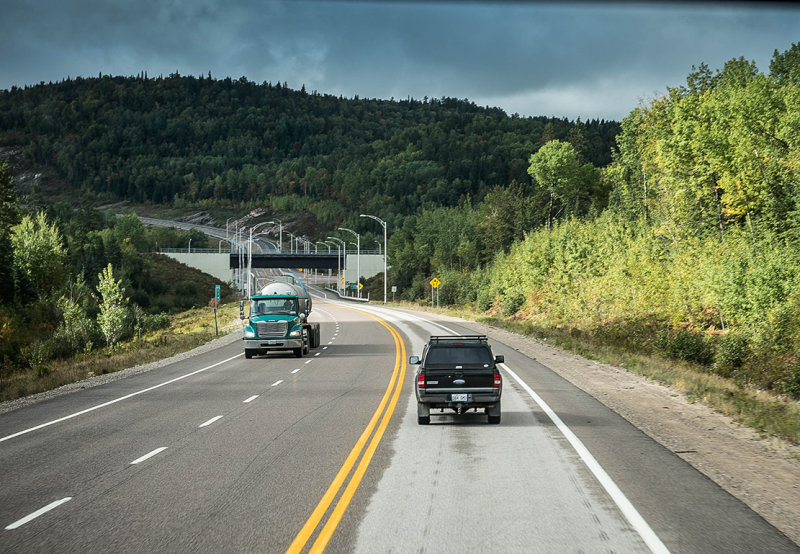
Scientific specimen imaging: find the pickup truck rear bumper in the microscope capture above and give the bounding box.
[416,391,501,414]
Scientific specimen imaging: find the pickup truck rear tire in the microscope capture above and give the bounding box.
[487,402,501,424]
[418,415,430,425]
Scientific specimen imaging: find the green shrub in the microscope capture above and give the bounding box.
[502,291,525,316]
[144,312,171,332]
[661,328,714,365]
[714,331,751,378]
[779,362,800,399]
[477,289,493,312]
[175,281,198,297]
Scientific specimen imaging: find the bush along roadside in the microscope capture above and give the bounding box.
[470,313,800,445]
[0,302,241,404]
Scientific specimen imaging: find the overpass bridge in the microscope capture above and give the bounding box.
[231,253,339,269]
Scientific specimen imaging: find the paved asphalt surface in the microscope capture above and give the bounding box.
[1,291,798,553]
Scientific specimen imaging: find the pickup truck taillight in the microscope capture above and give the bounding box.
[493,370,502,388]
[417,373,425,389]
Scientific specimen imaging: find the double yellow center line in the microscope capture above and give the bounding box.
[287,308,407,553]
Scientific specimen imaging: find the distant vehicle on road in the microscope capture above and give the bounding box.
[241,274,321,358]
[410,335,503,424]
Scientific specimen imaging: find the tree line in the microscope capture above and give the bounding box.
[0,72,618,231]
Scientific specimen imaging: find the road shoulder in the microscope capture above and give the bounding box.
[432,312,800,546]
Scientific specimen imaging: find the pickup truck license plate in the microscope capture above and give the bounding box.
[451,393,469,402]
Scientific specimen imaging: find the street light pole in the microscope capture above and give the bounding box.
[265,219,282,252]
[327,236,345,294]
[248,221,272,298]
[339,227,360,298]
[360,214,387,304]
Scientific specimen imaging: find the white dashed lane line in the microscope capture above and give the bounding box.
[243,395,259,403]
[199,416,223,428]
[292,368,301,374]
[272,380,284,387]
[131,447,168,465]
[5,498,73,530]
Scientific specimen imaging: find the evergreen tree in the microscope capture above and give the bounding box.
[0,162,18,304]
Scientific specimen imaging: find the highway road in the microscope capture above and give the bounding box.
[1,292,797,553]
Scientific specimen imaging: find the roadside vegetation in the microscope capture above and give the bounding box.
[0,177,239,400]
[0,301,240,403]
[386,46,800,404]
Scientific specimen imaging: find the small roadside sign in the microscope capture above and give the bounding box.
[213,285,221,337]
[430,277,441,289]
[358,283,363,290]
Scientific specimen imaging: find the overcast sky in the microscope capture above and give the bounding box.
[2,1,798,121]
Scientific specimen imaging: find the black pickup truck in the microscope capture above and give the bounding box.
[409,335,504,425]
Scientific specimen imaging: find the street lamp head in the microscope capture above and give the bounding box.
[360,213,386,225]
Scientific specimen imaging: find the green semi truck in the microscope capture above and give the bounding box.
[240,274,321,358]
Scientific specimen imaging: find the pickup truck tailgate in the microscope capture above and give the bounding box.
[421,367,495,391]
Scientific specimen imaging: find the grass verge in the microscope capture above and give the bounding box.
[0,302,242,404]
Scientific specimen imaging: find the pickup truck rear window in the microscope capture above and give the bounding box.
[424,346,493,366]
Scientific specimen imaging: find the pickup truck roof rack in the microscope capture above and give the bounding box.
[428,335,488,344]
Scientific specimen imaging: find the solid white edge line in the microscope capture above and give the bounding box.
[0,353,242,444]
[199,415,223,428]
[499,362,669,554]
[272,380,284,387]
[243,395,259,403]
[130,447,168,465]
[5,497,73,530]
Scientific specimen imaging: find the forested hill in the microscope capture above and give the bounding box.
[0,73,618,225]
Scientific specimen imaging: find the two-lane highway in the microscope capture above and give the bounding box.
[0,302,403,552]
[2,296,798,552]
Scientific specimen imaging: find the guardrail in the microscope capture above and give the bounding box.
[324,288,370,303]
[157,248,232,253]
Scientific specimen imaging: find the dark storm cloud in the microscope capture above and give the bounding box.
[1,1,799,120]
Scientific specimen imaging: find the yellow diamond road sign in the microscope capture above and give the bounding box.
[430,277,441,289]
